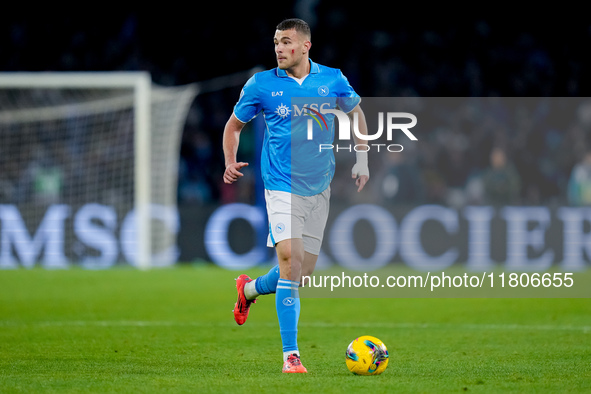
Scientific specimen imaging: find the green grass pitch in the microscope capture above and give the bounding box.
[1,264,590,393]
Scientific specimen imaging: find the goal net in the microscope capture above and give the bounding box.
[0,72,197,269]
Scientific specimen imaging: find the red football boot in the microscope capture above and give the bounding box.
[233,274,256,325]
[282,354,308,373]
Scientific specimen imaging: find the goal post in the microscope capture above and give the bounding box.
[0,72,197,269]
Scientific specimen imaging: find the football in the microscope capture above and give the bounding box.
[345,335,389,375]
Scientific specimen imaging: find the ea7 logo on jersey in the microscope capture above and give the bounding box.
[272,91,283,96]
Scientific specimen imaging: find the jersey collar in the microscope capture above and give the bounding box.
[276,59,319,78]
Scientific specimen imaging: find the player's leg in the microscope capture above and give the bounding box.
[276,238,304,280]
[276,189,328,372]
[233,264,280,325]
[242,264,279,300]
[301,251,318,287]
[235,189,308,371]
[271,190,308,372]
[275,237,307,372]
[232,190,291,325]
[240,188,296,301]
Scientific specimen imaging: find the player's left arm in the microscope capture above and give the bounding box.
[347,104,369,192]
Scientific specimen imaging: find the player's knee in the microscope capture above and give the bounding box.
[278,257,303,281]
[276,239,304,280]
[279,259,302,280]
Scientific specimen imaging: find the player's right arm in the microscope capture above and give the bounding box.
[223,73,261,184]
[222,114,249,184]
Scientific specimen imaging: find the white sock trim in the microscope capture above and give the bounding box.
[278,279,300,288]
[244,279,259,300]
[283,350,300,362]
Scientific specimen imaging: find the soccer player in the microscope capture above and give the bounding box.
[222,18,369,373]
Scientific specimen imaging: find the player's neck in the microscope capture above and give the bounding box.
[286,57,311,80]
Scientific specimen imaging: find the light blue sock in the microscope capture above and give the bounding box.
[254,264,280,295]
[276,279,300,354]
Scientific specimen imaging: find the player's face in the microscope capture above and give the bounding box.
[274,29,309,70]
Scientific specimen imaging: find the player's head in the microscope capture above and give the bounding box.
[274,18,312,70]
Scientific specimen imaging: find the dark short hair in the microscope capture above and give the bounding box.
[276,18,311,40]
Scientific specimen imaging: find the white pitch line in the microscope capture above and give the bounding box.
[0,320,589,333]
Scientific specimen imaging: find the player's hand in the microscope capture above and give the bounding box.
[223,162,249,184]
[352,150,369,192]
[352,162,369,192]
[352,173,369,192]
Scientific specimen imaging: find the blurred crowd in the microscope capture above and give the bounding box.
[2,6,591,207]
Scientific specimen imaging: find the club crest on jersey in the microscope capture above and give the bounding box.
[275,103,291,119]
[318,85,329,96]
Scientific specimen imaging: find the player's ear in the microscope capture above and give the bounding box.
[303,40,311,53]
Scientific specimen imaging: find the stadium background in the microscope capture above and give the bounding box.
[2,5,591,393]
[2,5,591,267]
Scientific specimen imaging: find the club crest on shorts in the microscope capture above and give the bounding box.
[275,223,285,233]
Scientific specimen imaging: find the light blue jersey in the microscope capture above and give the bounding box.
[233,59,360,196]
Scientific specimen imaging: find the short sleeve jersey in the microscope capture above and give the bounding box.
[233,59,360,196]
